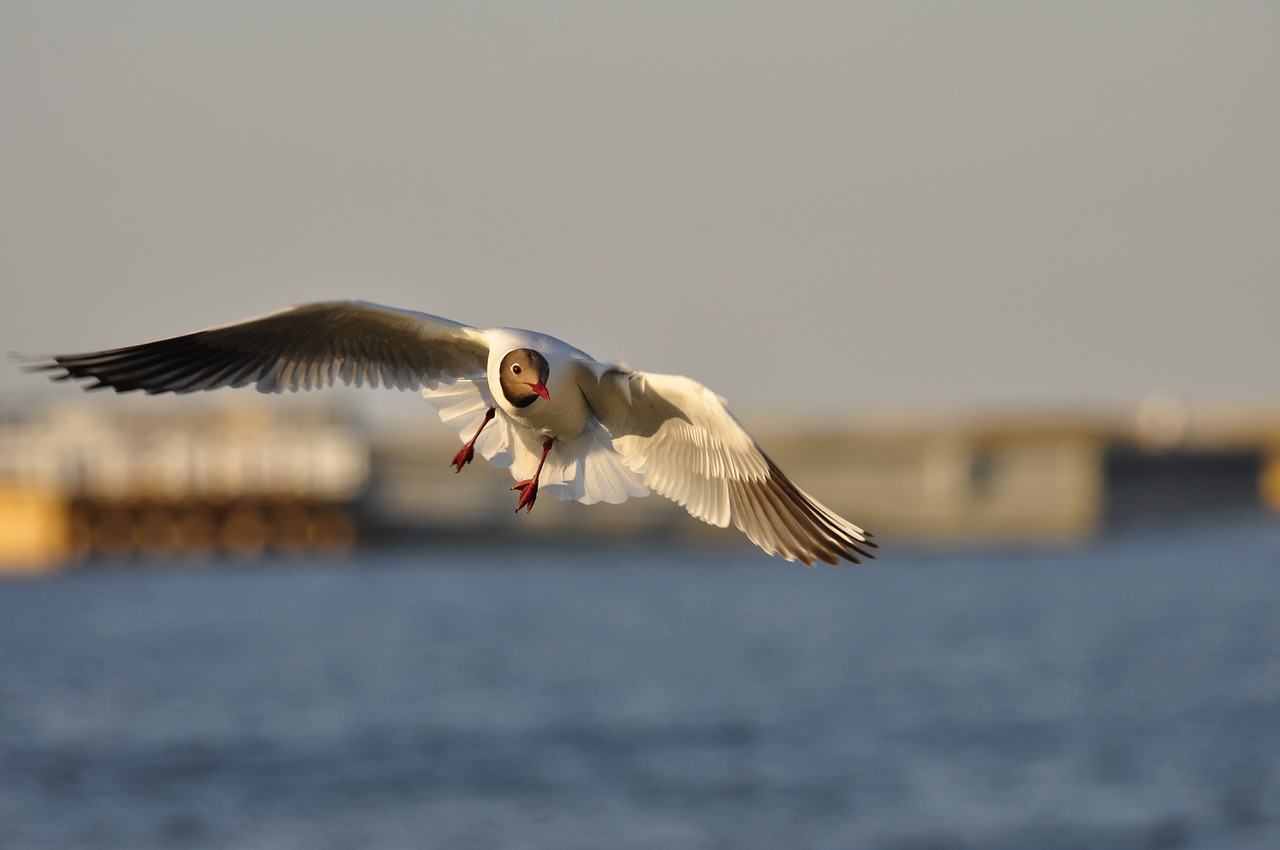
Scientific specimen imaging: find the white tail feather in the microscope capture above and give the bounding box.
[423,383,648,505]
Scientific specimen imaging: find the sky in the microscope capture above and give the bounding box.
[3,1,1277,423]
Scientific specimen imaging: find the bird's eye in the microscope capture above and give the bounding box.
[511,364,522,375]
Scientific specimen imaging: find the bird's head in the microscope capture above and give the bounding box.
[498,348,551,407]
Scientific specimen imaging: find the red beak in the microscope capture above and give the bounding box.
[525,381,550,402]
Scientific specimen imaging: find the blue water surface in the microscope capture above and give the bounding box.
[2,519,1279,850]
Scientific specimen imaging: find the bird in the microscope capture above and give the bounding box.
[28,301,875,565]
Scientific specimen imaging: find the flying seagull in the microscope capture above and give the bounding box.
[29,301,875,565]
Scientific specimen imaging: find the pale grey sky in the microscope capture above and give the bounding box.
[3,2,1277,420]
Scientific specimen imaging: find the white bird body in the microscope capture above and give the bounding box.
[31,301,875,565]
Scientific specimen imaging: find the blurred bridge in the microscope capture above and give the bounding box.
[2,396,1278,573]
[0,404,367,571]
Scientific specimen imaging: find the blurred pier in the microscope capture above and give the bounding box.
[0,404,366,573]
[2,397,1278,573]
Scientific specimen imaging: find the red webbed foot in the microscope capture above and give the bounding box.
[511,478,539,512]
[451,407,496,473]
[451,443,475,473]
[511,435,555,513]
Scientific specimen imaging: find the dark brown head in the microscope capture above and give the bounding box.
[498,349,551,408]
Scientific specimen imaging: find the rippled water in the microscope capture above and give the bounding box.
[2,519,1279,849]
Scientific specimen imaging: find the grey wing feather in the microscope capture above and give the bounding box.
[30,301,490,394]
[577,363,876,566]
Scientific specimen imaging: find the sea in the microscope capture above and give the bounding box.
[2,516,1279,850]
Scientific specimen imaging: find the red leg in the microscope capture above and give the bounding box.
[451,407,496,473]
[512,436,555,513]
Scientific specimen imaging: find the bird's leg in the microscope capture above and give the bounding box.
[451,407,496,473]
[512,436,555,513]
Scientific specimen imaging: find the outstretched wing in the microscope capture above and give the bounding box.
[577,365,875,566]
[30,301,490,394]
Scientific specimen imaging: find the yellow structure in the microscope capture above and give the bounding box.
[0,486,70,574]
[1260,453,1280,512]
[0,404,368,572]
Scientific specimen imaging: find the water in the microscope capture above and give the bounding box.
[2,520,1279,850]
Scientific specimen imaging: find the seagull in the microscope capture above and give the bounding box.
[29,301,875,565]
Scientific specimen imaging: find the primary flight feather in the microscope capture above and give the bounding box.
[31,301,876,565]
